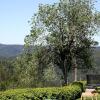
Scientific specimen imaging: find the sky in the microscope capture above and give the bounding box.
[0,0,100,45]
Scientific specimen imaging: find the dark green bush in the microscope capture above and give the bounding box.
[0,82,84,100]
[0,81,8,91]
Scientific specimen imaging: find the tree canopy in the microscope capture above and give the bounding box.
[25,0,100,84]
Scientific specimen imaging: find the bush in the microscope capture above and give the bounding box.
[0,81,8,91]
[0,82,84,100]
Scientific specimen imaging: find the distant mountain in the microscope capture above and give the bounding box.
[94,46,100,57]
[0,44,23,57]
[0,43,100,59]
[94,46,100,67]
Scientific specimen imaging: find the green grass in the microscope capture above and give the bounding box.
[76,94,100,100]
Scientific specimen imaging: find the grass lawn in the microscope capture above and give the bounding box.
[76,94,100,100]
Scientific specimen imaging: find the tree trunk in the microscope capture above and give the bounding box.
[64,75,68,85]
[64,59,68,85]
[74,58,77,81]
[74,67,77,81]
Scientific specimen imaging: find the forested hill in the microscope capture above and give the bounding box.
[94,46,100,57]
[0,43,100,58]
[0,44,23,57]
[94,46,100,67]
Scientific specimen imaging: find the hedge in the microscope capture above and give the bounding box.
[0,82,85,100]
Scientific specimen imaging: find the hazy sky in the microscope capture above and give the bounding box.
[0,0,100,45]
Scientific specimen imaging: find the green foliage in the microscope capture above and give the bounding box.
[1,0,100,91]
[24,0,100,84]
[0,57,16,91]
[0,81,8,91]
[71,81,86,92]
[0,82,83,100]
[13,53,38,88]
[43,63,63,86]
[13,45,63,88]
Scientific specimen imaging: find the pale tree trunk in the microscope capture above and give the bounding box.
[73,57,78,81]
[79,69,82,81]
[74,66,77,81]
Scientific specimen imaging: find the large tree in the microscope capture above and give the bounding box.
[25,0,100,84]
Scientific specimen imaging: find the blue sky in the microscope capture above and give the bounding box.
[0,0,100,45]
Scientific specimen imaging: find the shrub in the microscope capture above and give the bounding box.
[0,81,8,91]
[0,81,84,100]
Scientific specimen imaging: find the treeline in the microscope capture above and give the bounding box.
[0,47,63,91]
[0,57,16,90]
[0,46,99,91]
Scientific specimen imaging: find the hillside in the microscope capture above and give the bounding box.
[0,44,23,57]
[94,46,100,68]
[0,43,100,59]
[94,46,100,57]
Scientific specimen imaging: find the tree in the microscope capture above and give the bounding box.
[13,51,38,87]
[0,57,16,90]
[25,0,100,84]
